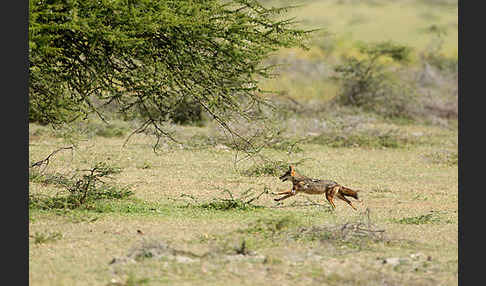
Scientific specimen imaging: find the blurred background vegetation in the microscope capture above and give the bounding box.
[29,0,457,151]
[259,0,457,121]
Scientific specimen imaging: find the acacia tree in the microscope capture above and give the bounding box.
[29,0,311,150]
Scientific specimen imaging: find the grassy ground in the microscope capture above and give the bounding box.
[29,117,457,285]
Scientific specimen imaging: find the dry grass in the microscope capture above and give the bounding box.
[265,0,458,58]
[29,118,457,285]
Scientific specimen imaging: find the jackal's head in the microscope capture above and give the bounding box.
[279,165,296,182]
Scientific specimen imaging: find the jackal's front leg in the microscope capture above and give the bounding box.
[325,185,340,210]
[275,190,293,195]
[274,190,296,201]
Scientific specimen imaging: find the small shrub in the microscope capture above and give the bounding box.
[198,188,269,211]
[200,198,260,211]
[31,231,63,244]
[169,97,205,126]
[291,209,387,249]
[242,160,289,177]
[29,162,133,210]
[234,240,251,255]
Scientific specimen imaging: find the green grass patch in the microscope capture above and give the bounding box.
[425,149,457,165]
[88,199,163,214]
[31,231,63,244]
[107,273,150,286]
[29,184,134,211]
[391,213,445,225]
[94,125,127,138]
[238,215,302,236]
[182,188,270,211]
[219,210,392,252]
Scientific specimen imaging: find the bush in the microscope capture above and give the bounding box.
[334,41,420,119]
[169,98,205,126]
[29,162,133,210]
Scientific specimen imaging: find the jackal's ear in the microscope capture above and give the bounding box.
[289,165,295,176]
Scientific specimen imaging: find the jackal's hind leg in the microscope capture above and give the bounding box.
[337,192,357,211]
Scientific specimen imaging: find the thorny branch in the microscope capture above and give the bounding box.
[245,186,270,204]
[30,146,75,173]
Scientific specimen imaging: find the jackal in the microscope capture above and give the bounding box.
[274,165,361,210]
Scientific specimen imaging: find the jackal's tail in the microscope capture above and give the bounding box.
[339,186,359,200]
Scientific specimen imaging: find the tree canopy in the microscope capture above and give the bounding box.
[29,0,311,147]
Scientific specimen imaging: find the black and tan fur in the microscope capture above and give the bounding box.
[274,165,361,210]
